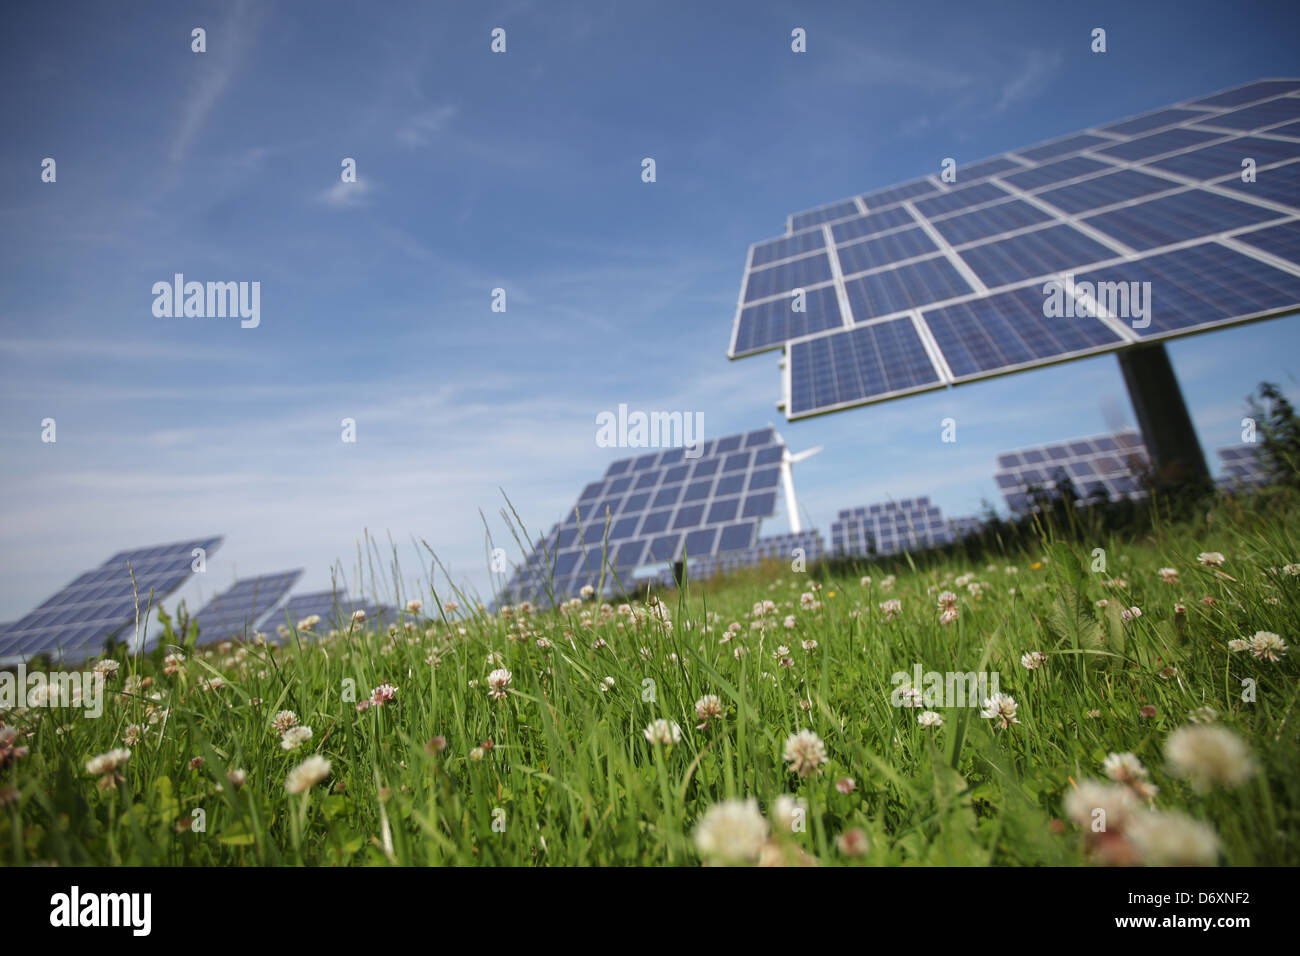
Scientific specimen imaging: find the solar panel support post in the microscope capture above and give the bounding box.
[1116,343,1211,490]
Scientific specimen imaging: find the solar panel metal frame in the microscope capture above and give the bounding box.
[728,79,1300,420]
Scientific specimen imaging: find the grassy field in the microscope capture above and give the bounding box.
[2,489,1298,866]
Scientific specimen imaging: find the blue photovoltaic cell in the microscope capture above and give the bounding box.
[1,536,224,659]
[1270,120,1300,139]
[1072,242,1300,338]
[931,199,1053,246]
[844,257,971,319]
[958,224,1119,287]
[1189,80,1300,108]
[1094,126,1223,162]
[1001,155,1113,191]
[861,179,937,209]
[1195,97,1300,132]
[913,182,1009,218]
[1147,136,1300,180]
[790,200,860,232]
[1102,107,1210,137]
[830,206,916,243]
[1232,220,1300,267]
[789,318,941,415]
[192,570,302,645]
[751,230,825,267]
[922,286,1125,379]
[1016,133,1115,163]
[743,253,833,302]
[733,284,842,354]
[1083,190,1283,251]
[835,227,937,275]
[956,155,1026,181]
[1037,169,1183,215]
[1218,159,1300,210]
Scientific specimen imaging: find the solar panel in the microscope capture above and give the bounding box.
[995,431,1149,513]
[788,318,944,416]
[190,570,302,646]
[498,429,789,604]
[1216,444,1270,488]
[831,497,953,557]
[728,79,1300,420]
[257,589,378,638]
[0,536,223,661]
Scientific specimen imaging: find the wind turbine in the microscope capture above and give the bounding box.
[780,444,823,533]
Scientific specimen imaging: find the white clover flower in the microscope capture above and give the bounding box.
[782,729,828,778]
[406,599,423,613]
[939,607,959,626]
[859,575,872,587]
[917,710,943,728]
[600,676,615,693]
[1165,725,1255,790]
[86,748,131,776]
[1157,567,1179,584]
[782,615,797,629]
[643,719,682,746]
[93,660,120,680]
[1121,606,1142,622]
[1227,638,1250,653]
[487,668,512,699]
[802,639,818,652]
[280,726,314,751]
[271,710,299,733]
[579,585,595,599]
[981,693,1020,730]
[1020,651,1047,670]
[898,687,924,709]
[693,798,768,865]
[1197,551,1225,567]
[879,599,902,621]
[351,609,366,622]
[1102,752,1148,786]
[1128,811,1220,866]
[1063,779,1141,832]
[284,755,331,794]
[770,794,807,834]
[1248,631,1287,662]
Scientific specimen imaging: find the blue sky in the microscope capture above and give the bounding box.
[2,0,1299,620]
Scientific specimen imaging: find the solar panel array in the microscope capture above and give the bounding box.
[189,570,302,646]
[831,498,953,557]
[948,516,986,540]
[1217,443,1270,488]
[994,431,1149,513]
[657,530,827,585]
[729,79,1300,419]
[500,428,788,603]
[0,536,223,661]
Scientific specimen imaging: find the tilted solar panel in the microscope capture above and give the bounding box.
[0,536,223,661]
[498,429,788,605]
[728,79,1300,420]
[994,431,1149,513]
[190,570,302,646]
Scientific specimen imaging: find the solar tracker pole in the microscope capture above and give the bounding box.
[1116,343,1211,489]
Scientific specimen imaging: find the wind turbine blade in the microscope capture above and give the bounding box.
[789,445,824,463]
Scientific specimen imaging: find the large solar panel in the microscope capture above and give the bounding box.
[831,497,953,557]
[0,536,224,661]
[729,79,1300,420]
[499,428,788,604]
[994,431,1149,514]
[189,570,302,646]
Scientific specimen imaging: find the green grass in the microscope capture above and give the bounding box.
[2,489,1298,866]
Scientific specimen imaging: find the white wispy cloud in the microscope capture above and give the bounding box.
[396,104,458,146]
